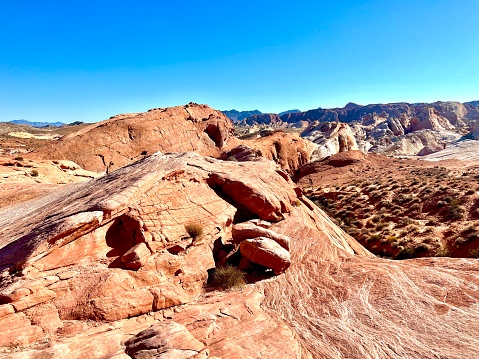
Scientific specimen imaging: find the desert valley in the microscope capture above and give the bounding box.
[1,101,479,358]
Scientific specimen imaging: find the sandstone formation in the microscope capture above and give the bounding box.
[233,100,479,159]
[222,131,317,174]
[301,122,359,160]
[238,113,283,126]
[239,237,291,274]
[0,151,340,357]
[2,149,479,357]
[28,103,240,173]
[0,156,100,208]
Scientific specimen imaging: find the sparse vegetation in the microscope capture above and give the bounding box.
[306,158,479,259]
[210,265,246,290]
[31,169,39,177]
[185,223,203,238]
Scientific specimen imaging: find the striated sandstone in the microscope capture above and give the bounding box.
[0,151,315,352]
[2,148,479,357]
[301,122,358,160]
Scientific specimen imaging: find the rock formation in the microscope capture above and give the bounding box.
[28,103,240,173]
[222,131,317,174]
[234,100,479,159]
[3,100,479,358]
[301,122,358,160]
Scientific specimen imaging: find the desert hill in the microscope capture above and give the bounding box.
[9,120,65,128]
[220,109,262,122]
[27,103,240,173]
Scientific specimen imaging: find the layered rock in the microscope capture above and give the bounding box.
[238,100,479,159]
[228,131,317,174]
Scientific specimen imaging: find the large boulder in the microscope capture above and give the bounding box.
[232,222,290,250]
[239,237,291,275]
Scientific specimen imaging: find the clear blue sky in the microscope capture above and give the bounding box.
[1,0,478,123]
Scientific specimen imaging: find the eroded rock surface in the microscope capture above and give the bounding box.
[1,150,479,358]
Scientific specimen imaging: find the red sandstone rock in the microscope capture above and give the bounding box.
[125,322,205,358]
[27,103,240,173]
[224,131,317,174]
[0,312,44,347]
[2,149,479,358]
[240,237,291,274]
[121,242,151,270]
[232,222,290,250]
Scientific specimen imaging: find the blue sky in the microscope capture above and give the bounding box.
[1,0,478,123]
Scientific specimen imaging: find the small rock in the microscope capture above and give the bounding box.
[122,242,151,270]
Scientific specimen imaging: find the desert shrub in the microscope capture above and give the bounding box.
[292,199,301,207]
[387,236,398,243]
[185,223,203,238]
[210,265,246,290]
[31,170,39,177]
[225,155,238,162]
[395,247,415,259]
[368,234,381,242]
[415,243,430,253]
[470,248,479,258]
[436,200,447,208]
[436,246,452,257]
[376,222,388,231]
[410,203,423,212]
[371,215,381,223]
[445,203,465,220]
[406,224,420,234]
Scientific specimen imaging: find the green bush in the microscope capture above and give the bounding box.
[210,265,246,290]
[185,223,203,238]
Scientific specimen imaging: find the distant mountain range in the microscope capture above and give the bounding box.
[220,110,262,122]
[224,100,479,159]
[223,101,479,125]
[10,119,65,127]
[221,109,301,123]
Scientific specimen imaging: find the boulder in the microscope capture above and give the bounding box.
[240,237,291,275]
[232,222,290,250]
[122,242,151,270]
[125,322,205,359]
